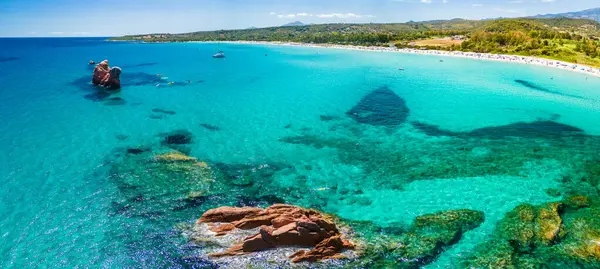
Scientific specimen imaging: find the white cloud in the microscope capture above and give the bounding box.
[277,14,297,18]
[472,4,483,7]
[420,0,432,3]
[540,0,556,2]
[49,32,64,35]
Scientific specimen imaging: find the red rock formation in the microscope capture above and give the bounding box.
[289,235,355,263]
[208,223,236,237]
[199,204,354,263]
[200,206,263,223]
[92,60,110,85]
[92,60,121,89]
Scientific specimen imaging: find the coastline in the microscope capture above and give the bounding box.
[198,40,600,78]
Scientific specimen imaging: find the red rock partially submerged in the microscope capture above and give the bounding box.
[92,60,121,89]
[198,204,354,263]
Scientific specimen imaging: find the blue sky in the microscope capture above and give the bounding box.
[0,0,598,37]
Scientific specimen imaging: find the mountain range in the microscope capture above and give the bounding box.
[282,21,305,27]
[531,8,600,22]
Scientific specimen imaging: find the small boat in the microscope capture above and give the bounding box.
[212,51,225,58]
[398,67,404,71]
[89,60,95,65]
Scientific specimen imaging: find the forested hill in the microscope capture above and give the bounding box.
[110,18,600,67]
[111,18,599,43]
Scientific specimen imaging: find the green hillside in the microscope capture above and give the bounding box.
[111,18,600,67]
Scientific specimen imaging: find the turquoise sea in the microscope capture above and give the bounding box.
[2,38,600,268]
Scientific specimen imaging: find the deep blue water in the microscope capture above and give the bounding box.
[2,38,600,268]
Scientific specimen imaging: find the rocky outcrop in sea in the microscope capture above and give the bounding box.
[92,60,121,89]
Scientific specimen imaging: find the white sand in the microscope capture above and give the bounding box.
[206,41,600,78]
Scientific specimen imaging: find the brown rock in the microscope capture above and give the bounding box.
[537,202,563,245]
[297,220,321,232]
[92,60,121,89]
[242,234,275,252]
[92,60,110,85]
[290,235,347,263]
[208,223,235,236]
[272,222,298,236]
[199,206,262,223]
[199,204,354,262]
[232,214,278,229]
[272,216,296,228]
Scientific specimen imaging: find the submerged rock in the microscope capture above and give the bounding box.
[343,209,484,269]
[515,79,585,100]
[107,147,214,216]
[159,130,194,145]
[413,120,586,139]
[392,209,484,268]
[200,123,221,132]
[320,115,342,122]
[152,108,176,115]
[103,97,126,106]
[189,204,355,264]
[346,86,410,127]
[463,198,600,268]
[126,147,149,155]
[154,151,203,163]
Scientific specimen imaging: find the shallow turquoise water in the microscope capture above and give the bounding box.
[1,38,600,268]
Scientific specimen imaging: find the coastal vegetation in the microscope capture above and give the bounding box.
[111,18,600,67]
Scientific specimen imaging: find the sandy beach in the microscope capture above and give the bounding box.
[206,41,600,78]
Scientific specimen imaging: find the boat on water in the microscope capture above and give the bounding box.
[213,51,225,58]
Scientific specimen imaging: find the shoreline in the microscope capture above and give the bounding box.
[197,40,600,78]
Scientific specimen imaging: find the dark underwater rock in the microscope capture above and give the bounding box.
[152,108,176,115]
[126,147,149,155]
[515,79,585,100]
[346,86,410,127]
[413,120,586,139]
[83,91,111,102]
[104,97,126,106]
[200,123,221,131]
[122,62,158,68]
[160,130,194,145]
[320,115,342,122]
[116,134,129,141]
[125,72,162,86]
